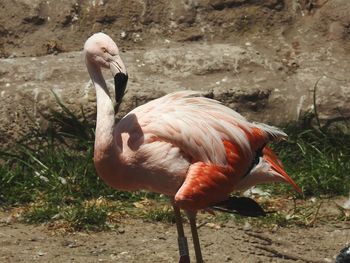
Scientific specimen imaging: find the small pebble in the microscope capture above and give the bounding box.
[120,31,127,39]
[37,251,45,256]
[243,221,252,231]
[117,228,125,234]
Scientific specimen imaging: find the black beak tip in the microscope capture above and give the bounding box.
[114,72,128,103]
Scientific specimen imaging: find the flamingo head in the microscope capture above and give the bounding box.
[84,32,128,103]
[234,147,303,195]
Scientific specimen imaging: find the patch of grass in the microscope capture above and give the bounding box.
[22,199,115,231]
[212,212,237,222]
[61,201,110,231]
[1,96,349,230]
[23,203,60,224]
[252,211,291,227]
[0,95,148,230]
[250,198,333,227]
[209,205,295,228]
[271,120,350,196]
[336,203,350,222]
[210,198,331,228]
[142,206,176,223]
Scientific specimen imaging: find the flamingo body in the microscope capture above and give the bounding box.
[84,32,301,262]
[94,91,299,211]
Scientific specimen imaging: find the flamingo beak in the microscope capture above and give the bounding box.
[110,54,128,104]
[279,172,303,195]
[272,164,303,195]
[262,147,303,195]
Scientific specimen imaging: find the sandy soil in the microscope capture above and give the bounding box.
[1,208,350,263]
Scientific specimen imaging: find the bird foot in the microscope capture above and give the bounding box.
[179,255,190,263]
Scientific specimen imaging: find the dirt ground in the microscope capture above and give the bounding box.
[1,1,350,262]
[1,208,350,263]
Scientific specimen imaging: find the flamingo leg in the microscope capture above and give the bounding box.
[187,212,203,263]
[173,205,190,263]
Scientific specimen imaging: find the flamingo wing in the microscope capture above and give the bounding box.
[128,91,286,163]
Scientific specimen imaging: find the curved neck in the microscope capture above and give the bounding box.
[87,62,116,154]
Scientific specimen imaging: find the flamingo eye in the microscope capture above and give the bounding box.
[102,47,107,53]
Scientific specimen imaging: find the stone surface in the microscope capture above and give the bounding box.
[0,39,349,146]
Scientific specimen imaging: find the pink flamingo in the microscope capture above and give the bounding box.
[84,33,302,263]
